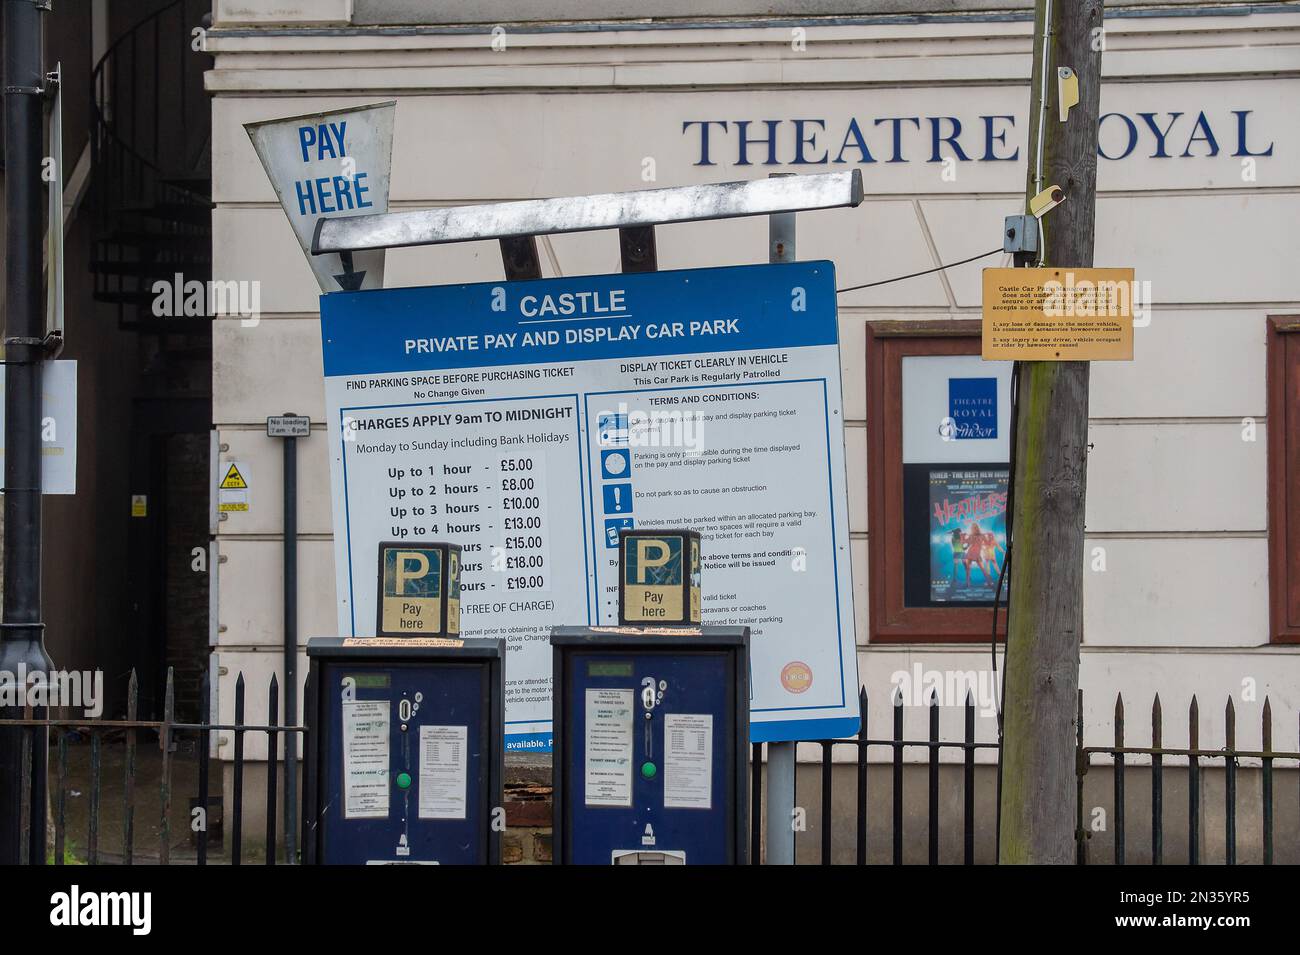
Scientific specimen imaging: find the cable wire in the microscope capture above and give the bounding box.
[836,247,1003,294]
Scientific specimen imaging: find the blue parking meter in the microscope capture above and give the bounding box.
[551,626,750,864]
[303,637,504,864]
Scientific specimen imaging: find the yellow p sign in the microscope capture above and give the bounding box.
[635,539,672,583]
[394,551,430,595]
[619,530,699,625]
[377,542,460,638]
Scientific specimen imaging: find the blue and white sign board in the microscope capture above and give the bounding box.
[320,262,858,747]
[245,102,394,293]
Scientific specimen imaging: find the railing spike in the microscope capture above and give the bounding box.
[124,668,138,865]
[266,673,281,866]
[1150,691,1164,866]
[159,666,175,866]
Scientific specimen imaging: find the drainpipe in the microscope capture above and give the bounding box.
[1,0,54,866]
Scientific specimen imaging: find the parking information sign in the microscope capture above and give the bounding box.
[320,262,858,748]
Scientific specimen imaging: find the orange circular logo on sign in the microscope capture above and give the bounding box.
[780,661,813,694]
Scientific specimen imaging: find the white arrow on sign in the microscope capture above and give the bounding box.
[244,101,395,293]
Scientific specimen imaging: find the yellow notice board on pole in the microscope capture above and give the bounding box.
[982,268,1135,361]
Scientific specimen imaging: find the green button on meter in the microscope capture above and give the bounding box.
[640,761,657,779]
[396,771,412,790]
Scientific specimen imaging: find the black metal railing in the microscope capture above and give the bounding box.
[1078,691,1298,866]
[751,687,1300,865]
[751,688,998,865]
[6,667,303,865]
[8,679,1298,864]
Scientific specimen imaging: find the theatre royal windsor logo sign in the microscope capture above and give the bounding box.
[679,109,1274,166]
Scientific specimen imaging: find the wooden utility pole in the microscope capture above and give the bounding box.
[998,0,1105,864]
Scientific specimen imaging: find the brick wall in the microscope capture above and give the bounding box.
[503,760,553,865]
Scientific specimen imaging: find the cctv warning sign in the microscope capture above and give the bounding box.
[220,463,248,489]
[218,461,250,512]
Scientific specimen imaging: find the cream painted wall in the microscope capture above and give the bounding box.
[205,11,1300,753]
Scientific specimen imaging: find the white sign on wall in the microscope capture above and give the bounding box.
[245,101,395,292]
[902,355,1013,464]
[0,360,77,495]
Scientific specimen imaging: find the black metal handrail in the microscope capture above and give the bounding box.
[90,0,206,184]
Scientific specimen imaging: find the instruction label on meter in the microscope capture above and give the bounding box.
[320,262,859,748]
[664,713,714,810]
[418,725,468,820]
[584,689,634,807]
[342,700,389,818]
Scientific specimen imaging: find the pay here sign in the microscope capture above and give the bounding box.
[319,262,859,748]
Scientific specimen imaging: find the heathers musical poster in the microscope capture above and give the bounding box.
[929,469,1009,602]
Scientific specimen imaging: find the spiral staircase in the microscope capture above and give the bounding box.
[88,0,216,720]
[90,0,212,334]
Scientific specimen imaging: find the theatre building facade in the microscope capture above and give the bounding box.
[205,1,1300,861]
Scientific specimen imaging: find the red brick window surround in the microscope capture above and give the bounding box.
[865,321,1012,644]
[1268,316,1300,644]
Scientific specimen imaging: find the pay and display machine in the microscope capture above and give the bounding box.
[303,637,504,864]
[551,626,750,864]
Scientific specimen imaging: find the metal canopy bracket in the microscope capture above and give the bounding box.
[499,235,542,281]
[619,225,658,274]
[312,170,863,256]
